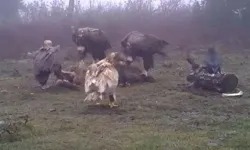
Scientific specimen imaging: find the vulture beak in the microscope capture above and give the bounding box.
[119,61,126,66]
[162,40,169,46]
[126,56,133,65]
[127,56,133,61]
[77,46,85,53]
[27,52,32,57]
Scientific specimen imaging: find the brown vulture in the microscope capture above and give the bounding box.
[71,26,112,63]
[33,40,63,89]
[121,31,169,77]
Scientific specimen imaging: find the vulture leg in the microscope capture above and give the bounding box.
[97,93,104,105]
[117,67,129,87]
[142,55,154,77]
[35,70,51,90]
[126,56,134,65]
[52,64,64,80]
[79,51,87,61]
[109,93,118,108]
[72,34,77,44]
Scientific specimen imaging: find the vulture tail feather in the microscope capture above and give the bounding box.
[156,51,166,57]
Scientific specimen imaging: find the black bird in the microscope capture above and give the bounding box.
[204,47,222,74]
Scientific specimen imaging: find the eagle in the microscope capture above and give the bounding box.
[84,52,128,108]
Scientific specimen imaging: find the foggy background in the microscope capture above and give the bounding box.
[0,0,249,59]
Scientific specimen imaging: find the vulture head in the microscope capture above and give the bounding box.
[106,52,131,66]
[43,40,53,49]
[71,26,86,55]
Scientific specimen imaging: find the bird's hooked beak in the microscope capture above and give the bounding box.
[27,52,32,57]
[126,56,133,65]
[77,46,85,53]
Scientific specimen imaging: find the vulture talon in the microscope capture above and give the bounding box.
[41,85,50,90]
[119,82,131,87]
[125,82,131,86]
[109,102,118,108]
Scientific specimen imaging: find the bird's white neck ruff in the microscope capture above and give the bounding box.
[127,56,133,62]
[142,70,148,77]
[77,46,85,52]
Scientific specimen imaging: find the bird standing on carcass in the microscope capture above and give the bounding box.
[84,52,128,108]
[204,47,222,74]
[32,40,64,90]
[71,26,112,63]
[121,31,169,78]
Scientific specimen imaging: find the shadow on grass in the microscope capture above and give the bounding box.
[81,104,127,115]
[30,85,82,94]
[177,83,220,97]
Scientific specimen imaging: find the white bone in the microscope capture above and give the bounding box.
[222,88,243,97]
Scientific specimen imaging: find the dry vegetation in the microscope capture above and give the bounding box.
[0,0,250,149]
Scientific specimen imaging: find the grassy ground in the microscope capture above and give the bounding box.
[0,49,249,150]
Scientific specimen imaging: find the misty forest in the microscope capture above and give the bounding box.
[0,0,250,150]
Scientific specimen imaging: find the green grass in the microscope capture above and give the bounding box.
[0,50,250,150]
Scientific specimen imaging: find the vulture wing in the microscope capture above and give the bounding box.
[77,27,111,49]
[33,45,61,75]
[121,31,168,52]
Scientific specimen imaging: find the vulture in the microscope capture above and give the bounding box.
[204,47,222,74]
[121,31,169,77]
[84,52,128,108]
[71,26,112,63]
[33,40,63,89]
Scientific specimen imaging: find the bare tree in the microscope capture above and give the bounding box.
[67,0,75,19]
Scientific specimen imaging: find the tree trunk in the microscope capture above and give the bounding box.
[186,58,238,93]
[67,0,75,20]
[187,72,238,93]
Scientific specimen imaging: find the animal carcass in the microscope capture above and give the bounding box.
[55,60,87,90]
